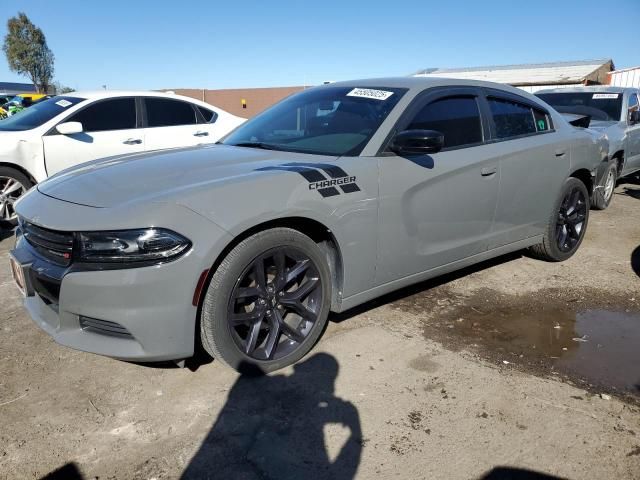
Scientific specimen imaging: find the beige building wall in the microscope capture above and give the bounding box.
[165,86,306,118]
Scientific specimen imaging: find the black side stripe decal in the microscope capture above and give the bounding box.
[340,183,360,193]
[318,187,340,198]
[256,166,325,182]
[281,162,348,179]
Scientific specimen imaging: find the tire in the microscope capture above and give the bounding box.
[591,162,617,210]
[0,167,33,227]
[200,228,332,373]
[529,177,589,262]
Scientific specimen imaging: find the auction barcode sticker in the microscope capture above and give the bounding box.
[592,93,619,99]
[347,88,394,101]
[56,99,72,107]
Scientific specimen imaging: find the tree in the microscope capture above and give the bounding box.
[52,81,74,94]
[2,12,55,93]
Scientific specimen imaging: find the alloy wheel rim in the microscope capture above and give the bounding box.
[227,247,322,361]
[603,169,616,203]
[0,176,26,222]
[556,187,587,252]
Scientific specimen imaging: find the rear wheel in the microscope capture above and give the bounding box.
[0,167,33,227]
[200,228,331,373]
[529,177,589,262]
[592,162,617,210]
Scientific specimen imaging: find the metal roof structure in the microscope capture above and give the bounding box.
[413,59,614,87]
[0,82,37,95]
[607,66,640,88]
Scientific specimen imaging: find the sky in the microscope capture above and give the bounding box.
[0,0,638,91]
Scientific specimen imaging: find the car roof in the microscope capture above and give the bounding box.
[535,86,637,95]
[323,76,532,94]
[63,90,207,103]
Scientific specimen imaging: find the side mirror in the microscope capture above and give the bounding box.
[56,121,83,135]
[630,111,640,125]
[391,129,444,155]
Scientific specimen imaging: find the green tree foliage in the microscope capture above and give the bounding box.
[2,12,55,93]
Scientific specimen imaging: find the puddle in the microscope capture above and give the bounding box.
[394,288,640,397]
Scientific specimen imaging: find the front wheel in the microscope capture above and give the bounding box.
[200,228,332,373]
[591,162,617,210]
[0,167,33,227]
[529,177,589,262]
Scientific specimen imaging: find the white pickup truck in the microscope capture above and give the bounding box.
[0,90,245,224]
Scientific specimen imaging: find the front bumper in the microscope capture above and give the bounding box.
[11,192,234,362]
[11,234,200,361]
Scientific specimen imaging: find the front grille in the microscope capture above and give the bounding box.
[21,220,74,266]
[79,316,134,339]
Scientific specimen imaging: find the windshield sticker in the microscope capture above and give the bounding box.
[592,93,619,99]
[55,99,72,107]
[346,88,394,101]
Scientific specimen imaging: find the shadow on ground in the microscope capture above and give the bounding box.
[632,246,640,278]
[181,352,362,480]
[0,225,15,241]
[619,173,640,199]
[478,467,566,479]
[330,251,522,323]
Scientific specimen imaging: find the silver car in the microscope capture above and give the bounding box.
[9,78,607,372]
[537,86,640,209]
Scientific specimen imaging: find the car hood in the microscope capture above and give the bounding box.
[37,144,338,208]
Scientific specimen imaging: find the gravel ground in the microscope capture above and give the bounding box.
[0,179,639,480]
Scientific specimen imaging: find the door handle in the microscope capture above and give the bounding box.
[481,166,497,176]
[194,131,209,137]
[123,138,142,145]
[555,149,567,157]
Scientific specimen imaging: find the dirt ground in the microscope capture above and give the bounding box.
[1,179,639,480]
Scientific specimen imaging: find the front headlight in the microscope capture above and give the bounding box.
[77,228,191,264]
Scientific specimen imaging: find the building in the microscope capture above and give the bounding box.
[607,66,640,88]
[162,86,305,118]
[0,81,38,96]
[413,59,614,93]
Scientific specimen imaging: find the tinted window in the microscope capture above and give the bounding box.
[488,98,536,139]
[222,86,406,156]
[145,98,197,127]
[629,94,639,112]
[0,96,84,132]
[407,96,483,148]
[197,106,218,123]
[68,98,136,132]
[536,92,623,121]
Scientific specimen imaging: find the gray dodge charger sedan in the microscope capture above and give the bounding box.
[9,78,607,372]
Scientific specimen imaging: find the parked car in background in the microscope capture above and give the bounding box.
[9,78,607,372]
[0,91,246,224]
[536,86,640,209]
[0,93,49,118]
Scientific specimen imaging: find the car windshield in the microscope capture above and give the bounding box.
[536,92,623,122]
[0,96,85,131]
[222,86,407,156]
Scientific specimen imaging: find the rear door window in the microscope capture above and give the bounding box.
[488,98,537,139]
[145,98,198,127]
[197,106,218,124]
[67,98,136,132]
[407,96,483,149]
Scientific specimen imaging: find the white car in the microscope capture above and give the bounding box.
[0,91,245,224]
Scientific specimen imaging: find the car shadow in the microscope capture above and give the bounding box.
[0,225,15,241]
[632,245,640,278]
[330,251,522,323]
[181,353,362,480]
[618,173,640,199]
[477,467,566,479]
